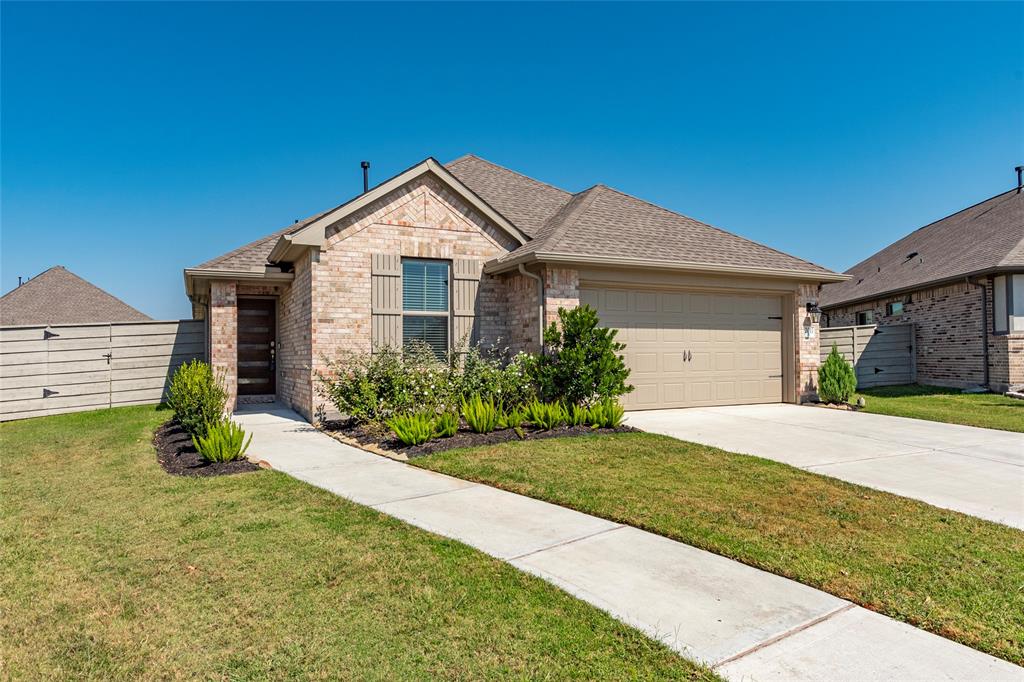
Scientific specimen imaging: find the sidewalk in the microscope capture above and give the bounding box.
[235,404,1023,681]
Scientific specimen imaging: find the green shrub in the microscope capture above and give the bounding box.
[432,412,459,438]
[525,400,568,430]
[193,420,252,463]
[167,360,227,438]
[527,305,633,406]
[498,404,527,430]
[458,346,535,407]
[818,345,858,404]
[589,398,625,429]
[387,412,435,446]
[566,403,590,427]
[462,395,501,433]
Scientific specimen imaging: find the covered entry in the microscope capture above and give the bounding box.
[580,286,784,409]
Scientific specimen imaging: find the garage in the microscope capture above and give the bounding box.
[580,286,784,409]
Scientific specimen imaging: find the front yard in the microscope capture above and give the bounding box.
[0,407,710,680]
[414,432,1024,666]
[856,384,1024,432]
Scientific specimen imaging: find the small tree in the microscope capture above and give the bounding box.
[166,360,228,437]
[818,344,857,404]
[528,305,633,405]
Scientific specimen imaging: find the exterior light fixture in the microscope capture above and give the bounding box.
[806,301,822,325]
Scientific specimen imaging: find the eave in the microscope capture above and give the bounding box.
[820,265,1024,310]
[183,267,295,297]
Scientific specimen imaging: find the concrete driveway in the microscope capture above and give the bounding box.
[626,404,1024,530]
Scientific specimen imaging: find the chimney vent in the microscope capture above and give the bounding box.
[361,161,370,194]
[1016,165,1023,194]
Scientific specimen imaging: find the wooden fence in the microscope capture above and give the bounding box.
[820,323,914,388]
[0,320,205,422]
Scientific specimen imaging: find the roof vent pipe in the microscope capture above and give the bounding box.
[361,161,370,194]
[1016,165,1023,194]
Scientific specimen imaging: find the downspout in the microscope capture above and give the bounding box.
[518,263,545,350]
[966,277,990,389]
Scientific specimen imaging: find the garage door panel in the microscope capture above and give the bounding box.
[584,286,784,409]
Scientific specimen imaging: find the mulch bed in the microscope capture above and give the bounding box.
[153,420,261,477]
[321,420,638,459]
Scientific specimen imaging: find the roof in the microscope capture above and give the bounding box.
[189,154,841,283]
[0,266,151,326]
[820,189,1024,309]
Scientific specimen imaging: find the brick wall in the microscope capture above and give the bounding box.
[825,280,996,389]
[543,267,581,327]
[209,281,238,411]
[308,175,518,415]
[794,284,822,401]
[276,253,313,417]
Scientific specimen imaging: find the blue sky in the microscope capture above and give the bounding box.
[2,2,1021,319]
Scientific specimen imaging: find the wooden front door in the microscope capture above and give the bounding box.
[237,298,276,395]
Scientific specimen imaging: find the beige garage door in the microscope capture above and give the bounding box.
[580,287,783,409]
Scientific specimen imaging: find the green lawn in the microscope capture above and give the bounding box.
[0,407,711,681]
[856,384,1024,432]
[414,432,1024,666]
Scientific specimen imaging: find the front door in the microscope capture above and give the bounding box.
[237,298,276,396]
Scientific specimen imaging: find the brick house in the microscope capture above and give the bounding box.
[184,155,845,419]
[820,186,1024,392]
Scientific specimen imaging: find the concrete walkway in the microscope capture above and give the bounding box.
[627,404,1024,530]
[234,404,1021,680]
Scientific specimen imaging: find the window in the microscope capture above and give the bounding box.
[402,259,450,358]
[886,301,904,316]
[994,274,1024,334]
[856,310,875,325]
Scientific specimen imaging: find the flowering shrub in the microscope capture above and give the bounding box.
[316,341,533,426]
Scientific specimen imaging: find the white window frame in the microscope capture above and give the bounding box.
[993,274,1024,335]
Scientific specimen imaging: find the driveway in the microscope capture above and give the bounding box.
[626,404,1024,530]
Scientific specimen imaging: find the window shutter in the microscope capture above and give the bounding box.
[371,254,402,350]
[452,259,483,350]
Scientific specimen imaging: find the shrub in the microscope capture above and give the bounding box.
[527,305,633,406]
[193,420,252,463]
[525,400,567,430]
[167,360,227,438]
[462,395,501,433]
[387,412,435,446]
[818,345,857,404]
[498,404,527,430]
[566,403,590,427]
[433,412,459,438]
[458,345,535,407]
[589,398,625,429]
[316,343,458,425]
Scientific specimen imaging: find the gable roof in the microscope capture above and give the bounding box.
[820,189,1024,309]
[187,154,843,288]
[0,266,151,326]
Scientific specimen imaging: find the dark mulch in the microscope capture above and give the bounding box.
[153,420,261,477]
[322,420,638,459]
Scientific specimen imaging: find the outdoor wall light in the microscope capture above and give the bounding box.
[806,301,822,325]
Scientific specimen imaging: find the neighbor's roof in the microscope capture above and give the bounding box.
[820,189,1024,309]
[190,154,840,281]
[0,266,151,326]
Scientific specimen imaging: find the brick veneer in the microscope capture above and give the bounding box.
[276,254,313,416]
[824,277,1021,391]
[795,284,822,401]
[209,281,238,411]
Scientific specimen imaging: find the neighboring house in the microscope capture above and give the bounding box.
[184,155,845,418]
[820,184,1024,392]
[0,265,151,326]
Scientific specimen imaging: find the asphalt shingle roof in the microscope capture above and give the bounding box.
[0,266,151,326]
[192,154,837,279]
[820,189,1024,308]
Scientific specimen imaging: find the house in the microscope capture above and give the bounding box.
[184,155,846,419]
[820,181,1024,393]
[0,265,151,327]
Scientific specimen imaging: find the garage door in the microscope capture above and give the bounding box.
[580,287,783,409]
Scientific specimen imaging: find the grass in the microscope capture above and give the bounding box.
[0,406,712,681]
[855,384,1024,432]
[414,432,1024,666]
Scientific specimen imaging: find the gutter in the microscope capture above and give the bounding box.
[487,252,850,283]
[966,276,991,389]
[518,263,545,349]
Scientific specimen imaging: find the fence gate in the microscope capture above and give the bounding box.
[0,320,205,422]
[820,323,915,388]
